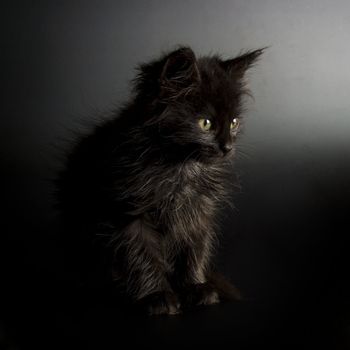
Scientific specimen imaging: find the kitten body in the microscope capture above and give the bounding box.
[56,46,263,315]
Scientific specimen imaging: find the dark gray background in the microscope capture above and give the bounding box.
[3,0,350,221]
[2,1,350,348]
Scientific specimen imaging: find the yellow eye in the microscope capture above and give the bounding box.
[198,118,212,131]
[230,118,239,130]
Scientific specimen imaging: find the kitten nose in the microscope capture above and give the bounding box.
[220,143,233,154]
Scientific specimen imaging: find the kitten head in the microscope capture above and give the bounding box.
[134,46,264,162]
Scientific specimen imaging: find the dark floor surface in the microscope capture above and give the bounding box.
[2,153,350,349]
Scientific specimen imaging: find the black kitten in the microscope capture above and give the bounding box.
[56,46,263,315]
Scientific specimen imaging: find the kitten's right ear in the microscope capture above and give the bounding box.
[159,47,200,99]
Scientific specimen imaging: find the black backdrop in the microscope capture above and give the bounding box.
[2,1,350,348]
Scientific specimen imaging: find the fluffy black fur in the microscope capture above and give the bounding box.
[56,46,264,315]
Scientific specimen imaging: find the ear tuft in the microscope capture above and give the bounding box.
[222,47,267,79]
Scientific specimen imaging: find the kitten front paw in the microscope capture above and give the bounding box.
[182,283,220,307]
[197,287,220,306]
[140,291,181,316]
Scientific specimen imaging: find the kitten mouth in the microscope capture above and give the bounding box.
[199,149,231,162]
[222,150,233,157]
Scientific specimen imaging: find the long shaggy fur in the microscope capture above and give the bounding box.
[55,46,263,315]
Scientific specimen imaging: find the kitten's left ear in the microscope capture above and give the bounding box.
[222,48,266,79]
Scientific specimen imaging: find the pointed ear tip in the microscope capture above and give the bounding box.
[241,47,267,66]
[254,46,269,56]
[230,47,268,64]
[249,47,267,58]
[167,45,195,58]
[176,46,196,58]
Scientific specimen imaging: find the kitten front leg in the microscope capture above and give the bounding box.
[182,264,221,307]
[174,234,219,306]
[178,235,241,307]
[114,218,180,315]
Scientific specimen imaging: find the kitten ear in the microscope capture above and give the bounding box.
[222,48,265,79]
[160,47,200,98]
